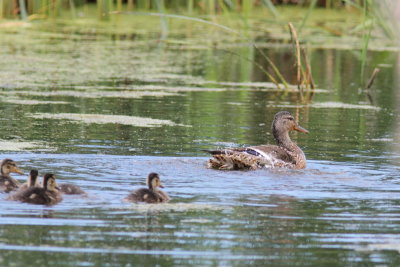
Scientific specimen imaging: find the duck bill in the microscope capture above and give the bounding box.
[294,125,309,134]
[159,184,164,188]
[11,167,24,175]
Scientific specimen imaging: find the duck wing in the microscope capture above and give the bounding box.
[125,188,163,203]
[155,190,170,202]
[205,145,296,170]
[20,187,49,204]
[248,145,295,164]
[205,145,294,163]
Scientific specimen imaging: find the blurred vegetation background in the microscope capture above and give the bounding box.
[0,0,397,92]
[0,0,384,20]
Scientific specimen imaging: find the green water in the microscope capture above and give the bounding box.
[1,15,400,266]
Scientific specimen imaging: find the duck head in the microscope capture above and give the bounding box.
[1,159,24,176]
[272,111,309,137]
[147,172,164,190]
[43,173,60,191]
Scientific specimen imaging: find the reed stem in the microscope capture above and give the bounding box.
[19,0,28,19]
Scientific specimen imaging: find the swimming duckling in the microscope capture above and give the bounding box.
[8,170,39,201]
[59,183,86,195]
[124,173,170,203]
[0,159,23,193]
[19,173,62,205]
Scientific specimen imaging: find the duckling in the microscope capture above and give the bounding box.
[0,158,23,192]
[124,173,170,203]
[19,173,62,205]
[8,169,39,201]
[59,183,86,195]
[206,111,309,170]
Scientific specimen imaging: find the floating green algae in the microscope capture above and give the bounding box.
[28,113,189,127]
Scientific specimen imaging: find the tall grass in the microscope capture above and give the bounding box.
[1,0,374,20]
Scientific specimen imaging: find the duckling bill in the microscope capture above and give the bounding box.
[124,173,170,204]
[206,111,309,170]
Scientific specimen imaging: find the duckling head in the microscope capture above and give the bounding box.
[1,159,24,176]
[27,169,39,187]
[147,172,164,190]
[272,111,309,137]
[43,173,60,191]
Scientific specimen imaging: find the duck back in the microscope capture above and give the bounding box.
[125,188,167,203]
[0,175,21,193]
[19,187,62,205]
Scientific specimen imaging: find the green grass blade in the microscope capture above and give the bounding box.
[298,0,317,33]
[260,0,279,17]
[254,44,289,88]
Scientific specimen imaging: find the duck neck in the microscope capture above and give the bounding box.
[28,177,37,187]
[148,184,154,191]
[273,129,298,152]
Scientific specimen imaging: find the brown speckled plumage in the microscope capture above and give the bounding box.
[8,170,39,201]
[18,173,63,205]
[206,111,309,170]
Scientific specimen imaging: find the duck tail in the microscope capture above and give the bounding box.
[202,149,226,155]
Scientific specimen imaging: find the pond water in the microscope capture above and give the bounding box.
[1,17,400,266]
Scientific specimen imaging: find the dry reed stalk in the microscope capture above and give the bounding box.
[301,47,315,89]
[364,67,380,105]
[365,67,380,90]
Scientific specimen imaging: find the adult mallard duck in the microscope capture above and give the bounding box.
[124,173,170,203]
[8,169,39,201]
[18,173,63,205]
[206,111,309,170]
[0,159,23,193]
